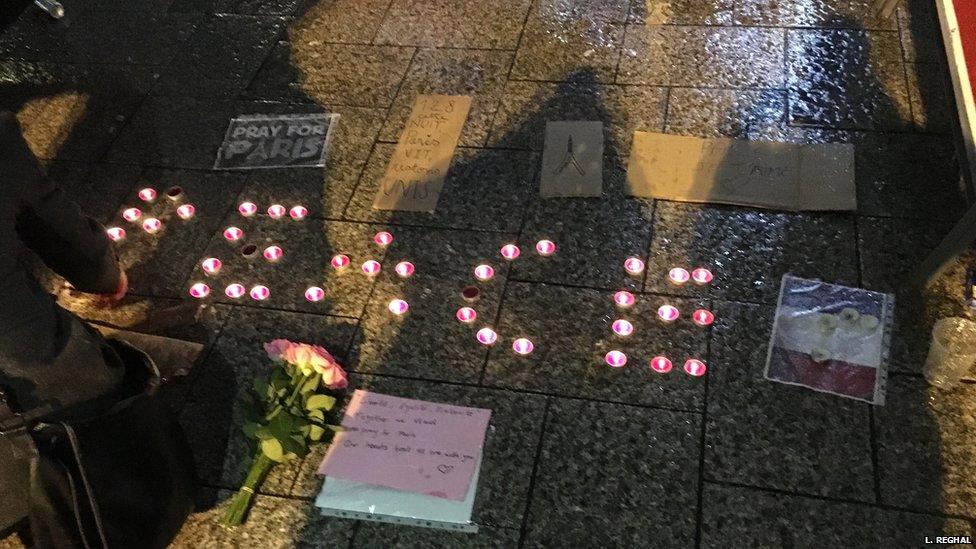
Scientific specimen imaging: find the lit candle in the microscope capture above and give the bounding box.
[330,254,350,270]
[223,226,244,242]
[612,319,634,337]
[684,359,707,376]
[535,239,556,256]
[361,260,381,276]
[394,261,415,278]
[473,264,494,281]
[512,338,534,356]
[250,285,270,301]
[476,327,497,345]
[657,304,680,322]
[669,267,690,285]
[106,227,126,241]
[623,257,645,276]
[692,309,714,327]
[613,290,636,309]
[263,245,283,262]
[201,257,222,275]
[305,286,325,302]
[500,244,521,261]
[238,201,257,217]
[650,356,672,374]
[138,188,157,202]
[224,283,245,299]
[142,218,162,234]
[289,206,307,220]
[691,268,713,285]
[605,350,627,368]
[267,204,286,219]
[176,204,195,220]
[374,231,393,247]
[388,299,409,315]
[189,283,210,298]
[122,207,141,222]
[456,307,477,323]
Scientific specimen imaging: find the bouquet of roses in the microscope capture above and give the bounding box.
[220,339,348,526]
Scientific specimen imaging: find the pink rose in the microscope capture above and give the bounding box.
[264,339,293,362]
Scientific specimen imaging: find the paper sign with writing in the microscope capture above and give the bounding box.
[539,121,604,197]
[371,95,472,212]
[319,390,491,501]
[214,113,338,170]
[625,132,856,211]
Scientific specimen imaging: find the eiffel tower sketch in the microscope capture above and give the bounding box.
[553,135,586,176]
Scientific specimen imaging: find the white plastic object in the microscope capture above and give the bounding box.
[923,317,976,388]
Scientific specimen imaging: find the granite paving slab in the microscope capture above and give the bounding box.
[664,88,788,140]
[858,216,953,295]
[734,0,897,30]
[906,62,954,134]
[629,0,734,25]
[353,523,520,548]
[287,0,392,44]
[45,161,144,224]
[374,0,532,49]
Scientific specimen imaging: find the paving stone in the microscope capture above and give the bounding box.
[45,161,144,224]
[700,482,973,548]
[483,282,709,409]
[647,202,859,303]
[374,0,532,49]
[287,0,392,44]
[858,216,953,295]
[522,398,700,547]
[618,25,786,88]
[787,29,912,131]
[907,62,955,134]
[664,88,788,140]
[629,0,734,25]
[379,48,513,148]
[239,106,386,219]
[898,0,945,64]
[705,301,876,501]
[734,0,897,29]
[343,144,538,232]
[876,375,976,517]
[353,523,520,548]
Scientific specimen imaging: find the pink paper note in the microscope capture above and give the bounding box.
[319,390,491,501]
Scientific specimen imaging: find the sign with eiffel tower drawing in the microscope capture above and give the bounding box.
[539,121,604,198]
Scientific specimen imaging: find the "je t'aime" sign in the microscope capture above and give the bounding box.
[214,113,338,170]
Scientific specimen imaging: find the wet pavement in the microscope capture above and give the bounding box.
[1,0,975,546]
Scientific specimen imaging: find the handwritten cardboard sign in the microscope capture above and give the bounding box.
[319,390,491,501]
[539,121,604,198]
[371,95,472,212]
[214,113,337,170]
[625,132,856,211]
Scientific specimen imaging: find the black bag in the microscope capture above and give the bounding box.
[0,341,196,548]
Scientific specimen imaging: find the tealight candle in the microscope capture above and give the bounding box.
[650,356,673,374]
[657,304,680,322]
[289,206,307,220]
[142,218,162,234]
[176,204,195,220]
[240,244,258,258]
[605,350,627,368]
[535,239,556,256]
[201,257,222,275]
[456,307,477,323]
[106,227,126,241]
[692,309,714,327]
[224,283,246,299]
[691,268,713,285]
[461,285,480,302]
[473,264,494,281]
[512,338,534,356]
[330,254,350,270]
[500,244,521,260]
[138,188,157,202]
[238,201,257,217]
[263,245,283,262]
[612,319,634,337]
[223,226,244,242]
[395,261,415,278]
[250,285,270,301]
[669,267,690,285]
[122,207,141,222]
[388,299,409,315]
[476,327,497,345]
[613,291,636,308]
[623,257,646,276]
[305,286,325,302]
[374,231,393,247]
[267,204,286,219]
[684,359,707,376]
[165,186,183,201]
[361,260,381,276]
[189,283,210,298]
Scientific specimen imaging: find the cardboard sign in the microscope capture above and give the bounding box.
[625,132,856,211]
[319,390,491,501]
[371,95,472,212]
[214,113,337,170]
[539,121,604,197]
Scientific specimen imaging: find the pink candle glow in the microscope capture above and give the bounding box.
[613,291,635,308]
[224,283,246,299]
[473,264,494,281]
[394,261,415,278]
[223,226,243,242]
[476,327,497,345]
[305,286,325,302]
[691,268,713,285]
[267,204,286,219]
[535,239,556,256]
[657,304,680,322]
[692,309,714,327]
[176,204,195,220]
[289,205,307,220]
[106,227,126,241]
[361,260,381,276]
[122,207,141,222]
[612,319,634,337]
[500,244,520,260]
[238,201,257,217]
[650,356,673,374]
[605,350,627,368]
[374,231,393,247]
[249,285,270,301]
[263,245,283,262]
[388,299,409,315]
[669,267,690,285]
[331,254,350,270]
[512,338,534,355]
[138,188,157,202]
[142,218,162,234]
[684,359,707,376]
[456,307,477,323]
[189,283,210,298]
[201,257,222,275]
[623,257,645,276]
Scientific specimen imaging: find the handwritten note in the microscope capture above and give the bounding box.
[319,390,491,501]
[539,121,604,198]
[371,95,472,212]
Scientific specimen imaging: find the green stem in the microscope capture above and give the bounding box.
[219,451,274,527]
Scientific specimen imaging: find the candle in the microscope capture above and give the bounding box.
[692,309,714,327]
[476,327,497,345]
[456,307,477,323]
[330,254,350,270]
[176,204,195,220]
[691,268,713,285]
[250,285,270,301]
[684,359,707,376]
[106,227,126,241]
[623,257,645,276]
[394,261,415,278]
[612,319,634,337]
[223,226,244,242]
[165,186,183,201]
[201,257,222,275]
[535,239,556,256]
[361,260,381,276]
[122,207,141,222]
[289,205,307,220]
[512,338,534,355]
[605,350,627,368]
[305,286,325,302]
[267,204,286,219]
[188,283,210,298]
[461,285,480,302]
[137,188,156,202]
[668,267,690,285]
[650,356,672,374]
[500,244,521,260]
[238,201,257,217]
[142,218,162,234]
[473,264,494,281]
[263,245,283,262]
[388,299,409,315]
[657,304,680,322]
[374,231,394,247]
[613,291,635,308]
[224,283,246,299]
